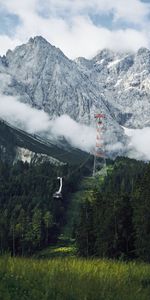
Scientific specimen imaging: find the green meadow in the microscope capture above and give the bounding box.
[0,256,150,300]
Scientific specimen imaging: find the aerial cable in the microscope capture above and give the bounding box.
[65,153,91,179]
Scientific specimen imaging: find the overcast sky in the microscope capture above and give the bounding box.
[0,0,150,58]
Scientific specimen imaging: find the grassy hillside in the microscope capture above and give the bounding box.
[0,256,150,300]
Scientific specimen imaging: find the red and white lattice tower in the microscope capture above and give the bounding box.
[93,113,107,177]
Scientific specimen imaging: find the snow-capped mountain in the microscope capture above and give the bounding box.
[0,36,150,152]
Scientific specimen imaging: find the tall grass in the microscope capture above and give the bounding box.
[0,256,150,300]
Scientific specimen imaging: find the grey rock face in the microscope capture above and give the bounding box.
[0,36,150,151]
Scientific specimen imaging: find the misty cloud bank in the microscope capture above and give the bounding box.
[0,94,150,160]
[124,127,150,161]
[0,94,95,152]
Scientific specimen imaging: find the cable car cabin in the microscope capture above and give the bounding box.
[53,177,63,199]
[53,191,62,199]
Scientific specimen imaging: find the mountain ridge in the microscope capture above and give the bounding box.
[0,36,150,154]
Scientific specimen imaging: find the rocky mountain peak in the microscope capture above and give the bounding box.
[93,48,115,64]
[29,35,49,45]
[3,36,68,76]
[137,47,150,56]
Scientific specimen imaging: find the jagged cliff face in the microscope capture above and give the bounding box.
[77,47,150,128]
[0,36,150,149]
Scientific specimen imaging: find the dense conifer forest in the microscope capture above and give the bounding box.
[0,157,150,262]
[0,160,72,255]
[76,158,150,262]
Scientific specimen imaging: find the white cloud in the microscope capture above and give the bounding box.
[124,127,150,160]
[0,94,95,151]
[0,35,20,55]
[0,94,51,133]
[0,95,150,159]
[51,114,95,151]
[0,0,149,58]
[41,0,149,24]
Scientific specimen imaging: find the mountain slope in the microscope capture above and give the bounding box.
[0,119,89,165]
